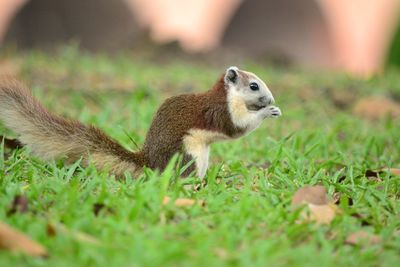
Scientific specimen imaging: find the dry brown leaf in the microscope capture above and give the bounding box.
[162,196,205,207]
[353,96,400,120]
[292,185,328,205]
[0,222,47,257]
[292,186,337,225]
[308,204,336,224]
[345,231,381,246]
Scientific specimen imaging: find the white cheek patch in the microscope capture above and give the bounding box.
[227,90,263,133]
[227,91,248,127]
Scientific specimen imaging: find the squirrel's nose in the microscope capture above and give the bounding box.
[259,96,274,105]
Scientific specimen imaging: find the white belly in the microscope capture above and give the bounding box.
[183,129,228,178]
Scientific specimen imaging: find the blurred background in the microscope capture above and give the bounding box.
[0,0,400,77]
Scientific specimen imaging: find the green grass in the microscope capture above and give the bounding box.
[0,47,399,267]
[387,20,400,68]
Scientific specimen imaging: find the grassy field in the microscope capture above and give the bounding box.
[0,48,399,267]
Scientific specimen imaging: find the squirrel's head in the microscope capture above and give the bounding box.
[224,66,275,111]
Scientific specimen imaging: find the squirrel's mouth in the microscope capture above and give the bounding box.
[246,103,267,111]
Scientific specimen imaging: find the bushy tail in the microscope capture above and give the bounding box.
[0,77,145,176]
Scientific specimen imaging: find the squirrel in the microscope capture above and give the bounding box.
[0,67,281,178]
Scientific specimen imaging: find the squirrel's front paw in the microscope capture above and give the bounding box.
[267,106,281,118]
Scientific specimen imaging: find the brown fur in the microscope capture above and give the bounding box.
[0,77,145,177]
[142,75,245,174]
[0,74,243,177]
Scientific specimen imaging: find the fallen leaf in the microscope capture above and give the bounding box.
[292,185,337,225]
[0,222,47,257]
[177,198,205,207]
[162,196,205,207]
[353,96,400,120]
[292,185,328,205]
[345,231,381,246]
[308,204,336,224]
[7,195,29,216]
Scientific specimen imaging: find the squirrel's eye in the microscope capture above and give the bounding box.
[249,82,259,91]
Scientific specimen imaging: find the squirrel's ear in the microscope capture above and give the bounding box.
[224,66,239,84]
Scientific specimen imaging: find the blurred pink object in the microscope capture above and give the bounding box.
[0,0,27,42]
[1,0,400,76]
[127,0,400,76]
[318,0,400,76]
[128,0,242,51]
